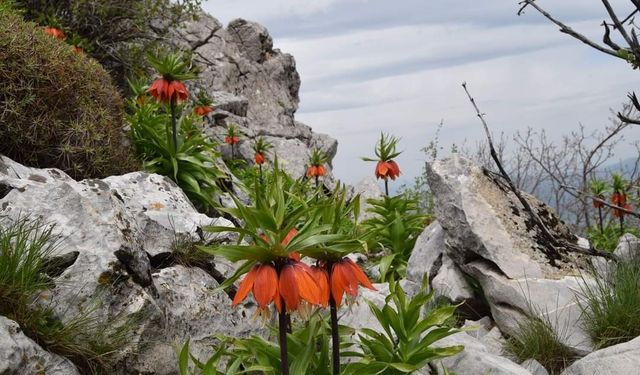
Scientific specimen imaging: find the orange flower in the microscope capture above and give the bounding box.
[375,160,401,180]
[613,203,632,218]
[233,263,280,310]
[330,258,376,307]
[307,165,326,177]
[147,78,189,103]
[310,265,330,307]
[73,46,83,53]
[279,261,321,311]
[194,105,213,116]
[44,27,65,40]
[612,192,627,206]
[224,136,240,145]
[255,152,265,165]
[232,260,320,312]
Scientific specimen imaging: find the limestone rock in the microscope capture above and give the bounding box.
[433,331,533,375]
[0,155,252,373]
[560,336,640,375]
[170,12,337,178]
[407,222,474,303]
[521,359,549,375]
[425,155,594,353]
[425,155,581,280]
[0,316,80,375]
[350,176,385,220]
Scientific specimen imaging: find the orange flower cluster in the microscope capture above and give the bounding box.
[148,78,189,103]
[375,160,401,180]
[194,105,213,116]
[307,165,326,177]
[233,230,375,312]
[225,136,240,145]
[44,27,65,40]
[254,152,265,165]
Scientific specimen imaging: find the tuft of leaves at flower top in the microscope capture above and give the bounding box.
[147,50,198,81]
[362,132,402,162]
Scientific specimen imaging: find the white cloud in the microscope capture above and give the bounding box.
[201,0,640,187]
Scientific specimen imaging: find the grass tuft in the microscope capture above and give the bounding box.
[0,216,134,374]
[504,315,575,375]
[578,254,640,349]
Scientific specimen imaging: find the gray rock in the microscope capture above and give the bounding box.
[467,261,593,354]
[350,176,384,221]
[560,336,640,375]
[0,316,80,375]
[407,222,474,302]
[425,155,594,353]
[116,266,260,374]
[433,331,533,375]
[614,233,640,260]
[425,155,581,280]
[521,359,549,375]
[170,12,337,178]
[0,156,251,373]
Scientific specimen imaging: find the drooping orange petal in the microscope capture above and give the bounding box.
[387,160,401,180]
[279,264,300,311]
[253,264,278,309]
[293,262,321,306]
[317,165,326,176]
[307,166,317,177]
[232,265,258,307]
[170,80,189,102]
[288,252,301,261]
[376,161,389,179]
[310,266,330,307]
[330,261,357,307]
[345,258,376,291]
[255,153,265,165]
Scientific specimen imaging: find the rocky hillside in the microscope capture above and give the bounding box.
[170,13,337,178]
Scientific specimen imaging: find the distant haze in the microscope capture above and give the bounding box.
[203,0,640,189]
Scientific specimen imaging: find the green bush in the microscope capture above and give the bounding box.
[0,10,138,179]
[12,0,202,88]
[579,254,640,349]
[586,224,640,252]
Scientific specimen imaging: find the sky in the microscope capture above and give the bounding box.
[202,0,640,187]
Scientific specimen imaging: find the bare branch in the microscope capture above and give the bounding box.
[518,0,619,58]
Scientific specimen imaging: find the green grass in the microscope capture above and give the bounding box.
[578,254,640,349]
[504,315,575,375]
[0,216,134,374]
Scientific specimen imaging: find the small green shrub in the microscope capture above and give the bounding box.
[503,315,574,374]
[586,224,640,252]
[343,280,464,374]
[579,254,640,348]
[128,98,224,210]
[361,195,428,281]
[0,10,138,179]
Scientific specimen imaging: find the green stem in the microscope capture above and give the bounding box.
[259,164,263,184]
[170,98,178,153]
[329,295,340,375]
[384,179,389,196]
[279,300,290,375]
[315,175,319,189]
[620,214,625,234]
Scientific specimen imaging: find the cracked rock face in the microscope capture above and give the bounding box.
[0,155,256,374]
[415,155,595,353]
[171,13,337,178]
[0,316,80,375]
